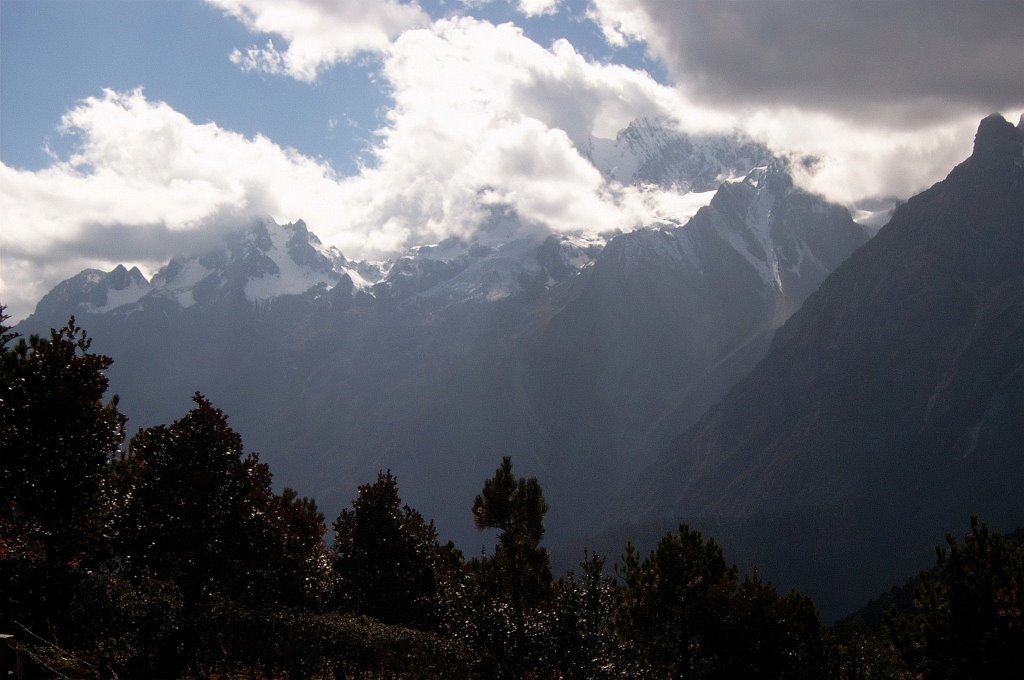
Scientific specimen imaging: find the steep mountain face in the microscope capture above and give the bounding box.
[524,164,867,475]
[15,119,867,551]
[623,114,1024,619]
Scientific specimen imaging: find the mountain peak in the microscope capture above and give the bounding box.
[972,113,1019,158]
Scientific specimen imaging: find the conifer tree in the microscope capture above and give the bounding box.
[0,313,125,568]
[613,524,835,677]
[886,517,1024,679]
[268,487,329,608]
[614,524,737,676]
[471,456,552,671]
[111,394,286,606]
[332,470,448,629]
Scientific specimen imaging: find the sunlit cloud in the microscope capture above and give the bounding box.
[209,0,430,81]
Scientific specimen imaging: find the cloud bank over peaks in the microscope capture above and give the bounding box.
[339,17,720,244]
[209,0,430,81]
[0,20,725,322]
[0,88,352,319]
[8,3,1017,322]
[588,0,1024,206]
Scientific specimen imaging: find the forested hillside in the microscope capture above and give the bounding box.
[2,312,1022,678]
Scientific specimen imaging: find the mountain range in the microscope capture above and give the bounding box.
[15,118,867,550]
[13,115,1021,620]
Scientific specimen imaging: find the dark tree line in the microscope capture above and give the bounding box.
[2,311,1022,678]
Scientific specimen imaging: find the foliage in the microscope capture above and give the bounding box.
[471,456,552,604]
[469,456,553,675]
[191,603,474,679]
[541,551,618,679]
[0,313,125,568]
[110,393,322,608]
[614,524,738,676]
[885,517,1024,679]
[614,524,835,678]
[725,571,837,678]
[270,487,331,608]
[332,470,449,629]
[61,571,187,679]
[6,313,1022,679]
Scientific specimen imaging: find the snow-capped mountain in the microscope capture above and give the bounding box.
[31,264,152,321]
[370,230,603,306]
[31,117,785,321]
[140,218,357,309]
[588,117,774,191]
[17,116,868,554]
[31,218,362,318]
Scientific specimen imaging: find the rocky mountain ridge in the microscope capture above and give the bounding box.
[16,119,869,554]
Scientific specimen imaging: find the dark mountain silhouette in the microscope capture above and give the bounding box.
[621,114,1024,619]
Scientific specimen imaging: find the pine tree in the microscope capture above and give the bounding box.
[471,456,552,673]
[613,525,835,678]
[332,470,448,629]
[1,313,125,568]
[268,487,329,608]
[886,517,1024,679]
[614,524,737,676]
[111,393,287,606]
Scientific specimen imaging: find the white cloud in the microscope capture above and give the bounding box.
[744,110,982,205]
[588,1,1024,123]
[517,0,560,18]
[208,0,430,80]
[330,17,730,246]
[587,0,1023,206]
[0,20,723,320]
[0,89,356,320]
[586,0,650,47]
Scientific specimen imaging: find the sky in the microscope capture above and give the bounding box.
[1,0,1022,322]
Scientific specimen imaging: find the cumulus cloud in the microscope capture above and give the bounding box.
[589,0,1024,126]
[517,0,560,18]
[208,0,430,80]
[329,17,732,248]
[586,0,1024,209]
[0,89,355,319]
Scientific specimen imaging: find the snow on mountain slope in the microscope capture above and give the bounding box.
[91,266,151,313]
[243,220,344,301]
[27,117,829,322]
[30,264,152,319]
[588,117,773,192]
[725,166,784,292]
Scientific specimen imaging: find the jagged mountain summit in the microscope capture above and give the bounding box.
[32,218,357,319]
[16,119,868,551]
[588,117,774,192]
[621,114,1024,620]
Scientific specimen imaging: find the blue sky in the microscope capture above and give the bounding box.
[3,0,405,175]
[1,0,1021,320]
